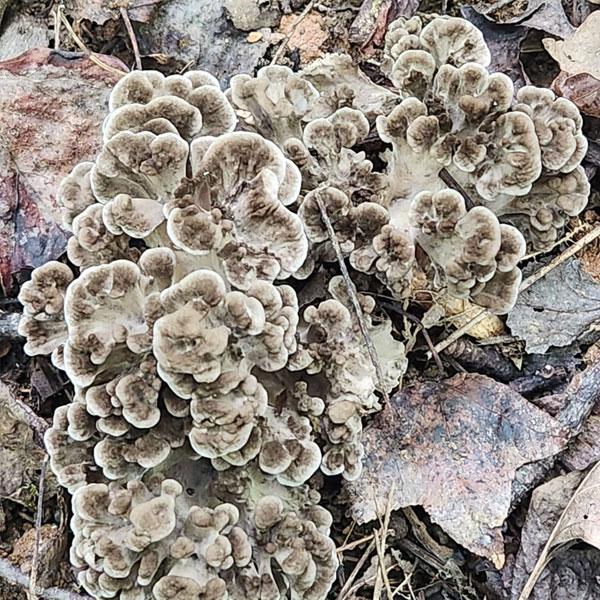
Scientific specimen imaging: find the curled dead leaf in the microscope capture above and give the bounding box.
[518,461,600,599]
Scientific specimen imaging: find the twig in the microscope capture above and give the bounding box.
[439,169,475,209]
[523,222,591,260]
[315,194,390,404]
[120,8,142,70]
[338,533,375,554]
[271,0,316,65]
[53,3,62,50]
[433,225,600,355]
[0,557,89,599]
[0,381,48,447]
[29,455,48,600]
[0,312,20,338]
[58,12,128,76]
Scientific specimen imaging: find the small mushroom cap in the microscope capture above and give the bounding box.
[515,85,587,173]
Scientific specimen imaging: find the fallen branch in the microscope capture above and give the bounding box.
[0,557,90,600]
[511,360,600,507]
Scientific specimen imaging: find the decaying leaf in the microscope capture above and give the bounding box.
[544,12,600,79]
[518,461,600,599]
[0,382,53,509]
[510,471,600,600]
[0,49,125,295]
[552,71,600,118]
[136,0,270,85]
[345,374,568,568]
[507,259,600,354]
[468,0,574,38]
[63,0,163,25]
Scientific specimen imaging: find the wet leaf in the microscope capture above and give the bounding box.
[518,461,600,599]
[0,49,126,294]
[507,259,600,354]
[563,414,600,471]
[345,374,568,568]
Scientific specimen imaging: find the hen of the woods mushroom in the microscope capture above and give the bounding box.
[18,14,589,600]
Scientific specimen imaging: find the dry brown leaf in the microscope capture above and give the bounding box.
[506,259,600,354]
[544,11,600,79]
[345,374,569,568]
[518,461,600,599]
[552,71,600,118]
[0,49,126,294]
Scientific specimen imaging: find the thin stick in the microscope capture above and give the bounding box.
[59,12,128,77]
[433,224,600,355]
[336,539,377,600]
[28,455,48,600]
[271,0,316,65]
[439,169,475,209]
[315,195,390,404]
[120,8,142,70]
[337,533,375,554]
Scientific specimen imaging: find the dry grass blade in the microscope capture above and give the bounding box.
[28,455,49,600]
[120,8,143,70]
[433,224,600,355]
[58,12,128,76]
[518,460,600,599]
[315,195,390,404]
[372,484,396,600]
[336,538,377,600]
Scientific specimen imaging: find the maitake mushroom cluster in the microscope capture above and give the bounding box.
[19,14,589,600]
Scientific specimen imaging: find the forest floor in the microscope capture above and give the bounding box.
[1,0,600,599]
